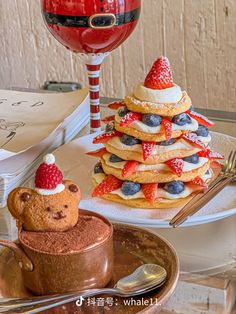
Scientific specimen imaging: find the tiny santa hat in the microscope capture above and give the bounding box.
[35,154,65,196]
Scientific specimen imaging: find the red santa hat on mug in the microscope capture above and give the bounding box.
[35,154,65,195]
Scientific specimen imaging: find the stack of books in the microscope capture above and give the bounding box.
[0,88,89,238]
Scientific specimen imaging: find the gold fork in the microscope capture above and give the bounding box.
[169,150,236,228]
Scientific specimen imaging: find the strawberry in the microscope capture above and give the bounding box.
[86,147,107,158]
[122,161,139,178]
[142,183,158,204]
[208,151,224,160]
[93,131,122,144]
[142,141,156,161]
[144,56,174,90]
[108,101,125,110]
[197,150,210,158]
[191,176,208,188]
[92,175,122,197]
[210,160,223,168]
[120,112,142,127]
[162,119,172,141]
[182,133,206,150]
[102,115,115,124]
[186,110,215,127]
[197,149,224,160]
[35,163,63,190]
[165,158,184,177]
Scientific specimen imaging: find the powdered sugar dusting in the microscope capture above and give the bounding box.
[182,133,206,150]
[165,158,184,176]
[93,131,122,144]
[188,110,215,126]
[120,112,142,127]
[209,150,224,159]
[127,91,188,108]
[144,56,174,90]
[191,176,207,187]
[142,141,156,160]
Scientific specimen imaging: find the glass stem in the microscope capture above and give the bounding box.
[86,63,102,133]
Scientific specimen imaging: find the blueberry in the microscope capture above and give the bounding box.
[194,124,209,137]
[105,121,115,132]
[172,113,191,126]
[183,154,199,164]
[142,114,162,127]
[121,134,141,146]
[121,181,141,196]
[164,181,185,194]
[189,105,194,111]
[159,139,175,146]
[118,106,129,117]
[205,170,210,174]
[94,162,104,174]
[109,154,124,163]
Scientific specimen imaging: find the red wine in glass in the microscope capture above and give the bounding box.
[41,0,141,132]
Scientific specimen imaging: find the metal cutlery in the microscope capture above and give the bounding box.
[169,150,236,227]
[0,264,167,313]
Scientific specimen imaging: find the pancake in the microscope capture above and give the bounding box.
[104,137,200,164]
[125,91,191,116]
[100,156,211,183]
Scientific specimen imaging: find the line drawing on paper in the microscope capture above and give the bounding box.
[0,119,25,148]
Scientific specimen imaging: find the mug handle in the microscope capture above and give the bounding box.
[0,240,33,272]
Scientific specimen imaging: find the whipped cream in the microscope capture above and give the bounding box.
[116,114,199,134]
[133,83,182,103]
[93,173,211,201]
[103,154,209,173]
[198,134,211,144]
[201,169,213,182]
[35,183,65,196]
[107,137,197,156]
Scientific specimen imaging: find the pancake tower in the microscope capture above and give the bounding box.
[89,57,223,208]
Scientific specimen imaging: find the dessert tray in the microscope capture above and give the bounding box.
[52,131,236,228]
[0,222,179,314]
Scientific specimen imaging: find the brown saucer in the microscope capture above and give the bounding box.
[0,224,179,313]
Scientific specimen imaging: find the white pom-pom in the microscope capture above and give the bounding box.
[43,154,55,165]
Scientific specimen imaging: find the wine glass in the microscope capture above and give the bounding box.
[41,0,141,132]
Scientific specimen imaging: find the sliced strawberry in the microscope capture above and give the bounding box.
[108,101,125,110]
[102,115,115,124]
[197,150,210,158]
[93,131,122,144]
[165,158,184,177]
[162,119,172,141]
[142,141,156,161]
[120,112,142,127]
[182,133,206,150]
[142,183,158,204]
[208,151,224,160]
[92,175,122,197]
[122,161,139,178]
[191,176,208,188]
[197,149,224,160]
[86,147,107,158]
[144,56,174,90]
[186,110,215,127]
[210,160,223,168]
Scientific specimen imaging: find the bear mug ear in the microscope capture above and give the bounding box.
[64,180,81,202]
[7,187,33,220]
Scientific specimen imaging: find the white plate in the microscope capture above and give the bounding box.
[54,131,236,228]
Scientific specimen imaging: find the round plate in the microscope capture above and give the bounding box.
[52,131,236,228]
[0,224,179,314]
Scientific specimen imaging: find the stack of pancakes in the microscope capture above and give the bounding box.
[90,57,223,209]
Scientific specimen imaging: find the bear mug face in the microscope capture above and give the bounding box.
[7,180,81,232]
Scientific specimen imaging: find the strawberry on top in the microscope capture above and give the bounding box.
[144,56,174,90]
